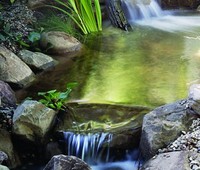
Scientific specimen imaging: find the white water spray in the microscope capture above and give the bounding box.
[122,0,200,32]
[63,132,113,164]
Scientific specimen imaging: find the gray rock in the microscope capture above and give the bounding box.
[18,50,57,71]
[0,81,16,107]
[0,46,35,88]
[27,0,47,9]
[13,100,57,142]
[140,99,196,159]
[43,155,91,170]
[141,151,190,170]
[0,129,20,168]
[40,31,82,54]
[0,151,8,164]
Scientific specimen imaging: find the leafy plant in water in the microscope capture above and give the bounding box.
[38,82,77,111]
[49,0,102,34]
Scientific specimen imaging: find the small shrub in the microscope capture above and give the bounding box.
[38,82,77,111]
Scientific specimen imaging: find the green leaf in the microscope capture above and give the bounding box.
[28,32,41,43]
[66,82,78,89]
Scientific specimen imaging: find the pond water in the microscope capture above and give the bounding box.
[17,15,200,108]
[14,2,200,170]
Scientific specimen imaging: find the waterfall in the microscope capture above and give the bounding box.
[63,132,113,164]
[121,0,163,23]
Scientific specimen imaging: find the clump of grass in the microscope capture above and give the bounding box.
[37,14,83,39]
[49,0,102,35]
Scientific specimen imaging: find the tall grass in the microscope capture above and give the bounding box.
[50,0,102,34]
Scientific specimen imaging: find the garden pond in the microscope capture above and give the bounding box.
[15,6,200,170]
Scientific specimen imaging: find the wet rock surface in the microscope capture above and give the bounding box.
[43,155,91,170]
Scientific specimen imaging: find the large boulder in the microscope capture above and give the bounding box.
[0,46,35,88]
[0,81,16,107]
[0,129,20,168]
[141,151,190,170]
[140,99,197,160]
[40,31,82,55]
[13,100,57,142]
[43,155,91,170]
[18,50,57,72]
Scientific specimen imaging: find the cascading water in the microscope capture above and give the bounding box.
[63,132,113,164]
[121,0,163,22]
[63,132,141,170]
[121,0,200,32]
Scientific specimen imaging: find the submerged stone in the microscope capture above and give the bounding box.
[56,103,151,150]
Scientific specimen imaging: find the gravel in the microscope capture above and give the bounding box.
[159,118,200,170]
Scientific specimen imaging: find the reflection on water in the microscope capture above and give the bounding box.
[17,19,200,107]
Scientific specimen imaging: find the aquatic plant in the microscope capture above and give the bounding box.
[50,0,102,34]
[38,82,77,111]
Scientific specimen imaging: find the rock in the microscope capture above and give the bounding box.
[43,155,91,170]
[188,84,200,115]
[0,129,20,168]
[40,31,82,54]
[141,151,190,170]
[13,100,57,142]
[0,165,10,170]
[161,0,200,9]
[0,80,16,107]
[140,99,196,160]
[27,0,47,9]
[18,50,57,72]
[45,142,62,161]
[0,151,8,164]
[0,46,35,88]
[0,106,14,131]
